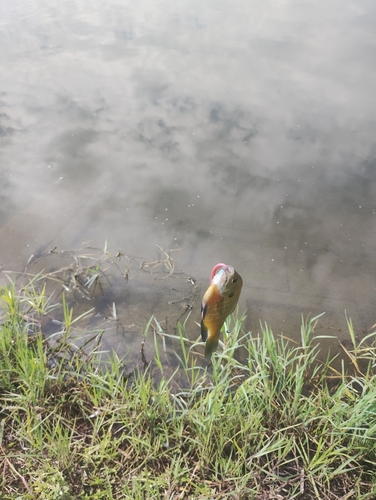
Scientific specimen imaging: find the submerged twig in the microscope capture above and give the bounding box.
[140,244,176,279]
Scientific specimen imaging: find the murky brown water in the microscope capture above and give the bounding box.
[1,0,376,369]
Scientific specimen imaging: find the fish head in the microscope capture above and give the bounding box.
[210,263,242,297]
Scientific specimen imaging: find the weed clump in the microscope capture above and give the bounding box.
[1,281,376,499]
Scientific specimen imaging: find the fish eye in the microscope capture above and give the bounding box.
[232,277,238,283]
[229,292,234,298]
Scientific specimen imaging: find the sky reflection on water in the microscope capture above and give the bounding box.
[1,0,376,362]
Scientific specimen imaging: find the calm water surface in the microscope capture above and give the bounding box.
[1,0,376,367]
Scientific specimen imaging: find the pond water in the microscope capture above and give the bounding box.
[1,0,376,369]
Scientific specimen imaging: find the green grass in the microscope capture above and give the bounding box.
[1,280,376,499]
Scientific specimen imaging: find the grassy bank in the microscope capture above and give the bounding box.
[1,281,376,499]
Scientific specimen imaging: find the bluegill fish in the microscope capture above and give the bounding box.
[201,263,243,358]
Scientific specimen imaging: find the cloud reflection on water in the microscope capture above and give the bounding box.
[0,0,376,353]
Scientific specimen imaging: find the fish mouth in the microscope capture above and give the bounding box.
[210,263,229,280]
[210,264,235,284]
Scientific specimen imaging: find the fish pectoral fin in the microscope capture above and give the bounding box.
[201,302,208,320]
[201,302,209,342]
[201,321,208,342]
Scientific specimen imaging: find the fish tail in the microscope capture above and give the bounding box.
[204,336,219,358]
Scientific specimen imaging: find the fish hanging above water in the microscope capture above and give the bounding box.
[201,263,243,358]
